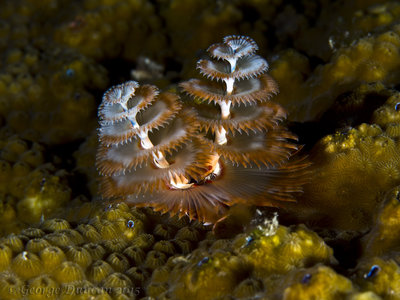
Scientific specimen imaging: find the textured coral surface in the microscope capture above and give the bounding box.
[2,0,400,299]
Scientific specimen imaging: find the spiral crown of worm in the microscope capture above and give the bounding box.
[96,35,310,223]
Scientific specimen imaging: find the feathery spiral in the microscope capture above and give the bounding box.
[96,36,310,223]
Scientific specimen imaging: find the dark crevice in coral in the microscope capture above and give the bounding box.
[100,57,135,90]
[290,88,391,150]
[236,4,261,23]
[325,234,363,270]
[288,121,326,151]
[331,242,362,270]
[305,53,326,69]
[320,92,389,133]
[164,56,183,83]
[45,139,92,200]
[393,83,400,92]
[267,26,283,53]
[324,90,390,128]
[45,140,83,170]
[67,171,93,200]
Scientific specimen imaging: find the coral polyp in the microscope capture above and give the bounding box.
[96,35,309,223]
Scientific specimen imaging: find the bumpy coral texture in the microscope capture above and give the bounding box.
[274,84,400,232]
[360,186,400,259]
[96,35,310,223]
[0,206,340,300]
[0,42,108,145]
[286,121,400,231]
[0,135,74,235]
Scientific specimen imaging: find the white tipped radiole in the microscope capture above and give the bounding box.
[97,35,310,223]
[97,80,197,201]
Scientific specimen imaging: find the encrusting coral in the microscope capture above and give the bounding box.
[275,85,400,232]
[284,121,400,231]
[0,44,108,145]
[96,35,310,223]
[0,205,353,299]
[0,135,75,235]
[152,220,337,300]
[280,264,356,300]
[360,185,400,259]
[354,257,400,299]
[0,204,212,299]
[268,12,400,122]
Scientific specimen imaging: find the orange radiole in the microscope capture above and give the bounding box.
[96,35,309,223]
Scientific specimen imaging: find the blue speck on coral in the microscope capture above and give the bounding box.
[364,265,380,279]
[65,68,75,77]
[244,236,254,247]
[197,257,209,267]
[127,220,135,228]
[301,273,312,284]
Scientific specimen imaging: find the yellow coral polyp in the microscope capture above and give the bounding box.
[153,240,176,255]
[106,252,129,273]
[147,282,169,298]
[44,232,72,248]
[77,224,102,243]
[330,54,355,80]
[151,265,170,283]
[123,246,145,265]
[2,233,24,252]
[0,244,12,271]
[131,233,155,250]
[153,224,175,240]
[175,226,199,242]
[53,261,85,283]
[83,243,106,261]
[58,229,84,245]
[359,61,386,82]
[0,272,24,300]
[361,187,400,258]
[377,31,400,46]
[385,124,400,137]
[27,275,59,300]
[102,205,130,222]
[233,278,263,299]
[92,218,119,240]
[87,260,114,284]
[283,266,354,300]
[25,238,51,253]
[102,239,128,253]
[101,272,132,291]
[41,218,71,232]
[39,246,66,272]
[145,250,167,270]
[372,42,398,64]
[65,246,93,269]
[11,251,42,279]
